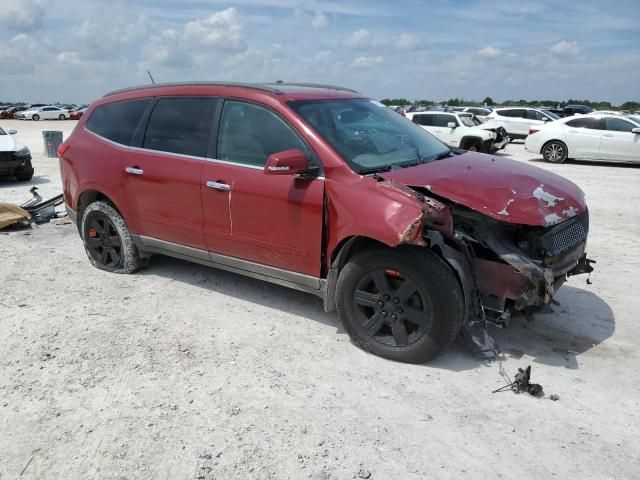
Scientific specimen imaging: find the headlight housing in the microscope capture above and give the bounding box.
[14,146,30,158]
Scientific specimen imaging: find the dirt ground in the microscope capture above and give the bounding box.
[1,118,639,480]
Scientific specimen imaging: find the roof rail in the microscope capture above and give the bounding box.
[266,82,360,93]
[103,81,284,98]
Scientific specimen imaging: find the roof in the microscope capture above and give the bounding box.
[103,82,361,99]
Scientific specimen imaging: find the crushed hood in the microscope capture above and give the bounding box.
[379,152,586,227]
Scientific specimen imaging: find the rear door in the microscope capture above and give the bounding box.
[201,100,324,277]
[601,117,640,161]
[123,96,217,249]
[563,117,604,158]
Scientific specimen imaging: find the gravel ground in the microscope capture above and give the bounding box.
[1,119,639,480]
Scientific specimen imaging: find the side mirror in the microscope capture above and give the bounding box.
[8,128,17,134]
[264,149,309,175]
[632,128,640,134]
[447,122,457,129]
[541,117,549,122]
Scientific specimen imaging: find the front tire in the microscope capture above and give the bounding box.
[59,114,65,120]
[542,140,568,163]
[15,160,34,181]
[81,200,146,274]
[336,246,464,363]
[32,114,40,121]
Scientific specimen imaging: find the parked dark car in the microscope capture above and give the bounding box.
[561,105,593,116]
[0,106,29,119]
[70,107,87,120]
[58,82,594,363]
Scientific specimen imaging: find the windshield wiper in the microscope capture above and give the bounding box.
[358,165,394,175]
[426,149,455,162]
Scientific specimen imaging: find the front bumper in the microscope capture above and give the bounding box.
[0,153,32,176]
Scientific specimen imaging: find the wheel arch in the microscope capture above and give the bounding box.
[459,135,484,150]
[75,189,126,233]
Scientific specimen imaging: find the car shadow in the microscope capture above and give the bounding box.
[141,255,343,331]
[430,284,614,372]
[142,256,613,371]
[0,175,51,187]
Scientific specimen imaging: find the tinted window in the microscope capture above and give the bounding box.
[433,114,457,127]
[526,110,546,121]
[605,117,635,133]
[566,117,603,130]
[217,101,306,167]
[143,98,214,157]
[87,99,151,145]
[412,114,433,126]
[496,109,510,117]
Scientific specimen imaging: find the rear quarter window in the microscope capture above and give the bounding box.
[86,99,152,146]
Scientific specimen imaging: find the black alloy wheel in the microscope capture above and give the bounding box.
[353,269,431,348]
[84,213,123,269]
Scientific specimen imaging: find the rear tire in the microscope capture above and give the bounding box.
[58,114,65,120]
[81,200,146,274]
[336,246,464,363]
[542,140,568,163]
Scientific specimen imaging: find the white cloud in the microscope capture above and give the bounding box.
[394,33,420,50]
[478,46,502,58]
[311,9,328,29]
[344,29,372,49]
[183,8,245,50]
[0,0,47,32]
[352,55,384,69]
[550,40,580,56]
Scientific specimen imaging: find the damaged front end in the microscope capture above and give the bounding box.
[425,205,595,357]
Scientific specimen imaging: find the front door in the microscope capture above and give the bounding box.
[123,96,217,249]
[202,100,324,277]
[601,117,640,161]
[563,117,603,158]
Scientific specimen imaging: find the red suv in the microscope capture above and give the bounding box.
[59,82,594,363]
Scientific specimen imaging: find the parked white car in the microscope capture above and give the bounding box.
[460,106,493,121]
[0,126,33,180]
[525,114,640,163]
[15,106,69,121]
[407,111,509,153]
[485,107,560,140]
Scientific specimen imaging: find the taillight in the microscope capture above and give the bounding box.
[58,143,70,157]
[529,129,539,135]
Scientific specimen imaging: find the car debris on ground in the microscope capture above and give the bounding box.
[0,186,65,230]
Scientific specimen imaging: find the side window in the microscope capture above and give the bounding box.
[433,114,456,127]
[87,99,152,145]
[413,115,433,126]
[605,117,634,133]
[217,101,307,167]
[143,97,214,157]
[496,110,509,117]
[566,118,603,130]
[514,109,527,118]
[526,110,544,121]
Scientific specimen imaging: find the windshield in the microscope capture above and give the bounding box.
[0,127,6,135]
[542,109,560,120]
[458,114,476,127]
[289,98,450,173]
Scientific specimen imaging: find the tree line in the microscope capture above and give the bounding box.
[380,97,640,111]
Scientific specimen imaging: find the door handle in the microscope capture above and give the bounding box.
[125,166,144,175]
[206,181,231,191]
[603,133,613,137]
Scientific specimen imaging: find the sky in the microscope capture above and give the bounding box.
[1,0,638,104]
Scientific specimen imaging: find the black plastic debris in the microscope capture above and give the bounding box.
[492,365,544,396]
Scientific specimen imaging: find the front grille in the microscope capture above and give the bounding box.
[540,210,589,256]
[0,152,14,163]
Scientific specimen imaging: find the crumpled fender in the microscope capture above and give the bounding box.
[325,176,452,266]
